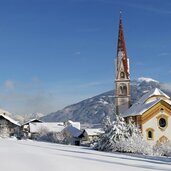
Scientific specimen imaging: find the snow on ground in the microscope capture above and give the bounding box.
[0,139,171,171]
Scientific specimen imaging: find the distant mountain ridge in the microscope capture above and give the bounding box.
[41,78,171,125]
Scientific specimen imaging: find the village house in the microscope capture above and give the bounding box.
[81,128,104,146]
[21,119,83,145]
[0,113,20,138]
[29,122,65,140]
[21,118,43,138]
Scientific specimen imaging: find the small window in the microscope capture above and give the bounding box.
[148,131,152,139]
[146,128,154,140]
[120,72,125,79]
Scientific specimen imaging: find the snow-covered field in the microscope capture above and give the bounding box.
[0,139,171,171]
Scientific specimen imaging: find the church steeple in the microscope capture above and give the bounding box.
[115,12,131,115]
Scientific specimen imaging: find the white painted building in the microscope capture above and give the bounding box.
[122,88,171,145]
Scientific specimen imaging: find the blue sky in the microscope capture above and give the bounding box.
[0,0,171,114]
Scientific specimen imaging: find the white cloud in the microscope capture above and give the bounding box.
[0,78,113,115]
[74,51,81,55]
[77,80,113,88]
[0,90,59,115]
[158,52,169,57]
[4,80,16,90]
[135,62,144,66]
[0,79,62,114]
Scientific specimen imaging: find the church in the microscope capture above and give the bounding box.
[115,14,171,145]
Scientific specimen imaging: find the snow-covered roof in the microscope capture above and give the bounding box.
[122,99,161,117]
[122,88,171,117]
[29,122,65,133]
[22,119,43,126]
[138,88,170,104]
[67,120,80,130]
[84,128,104,136]
[0,114,20,126]
[63,125,83,138]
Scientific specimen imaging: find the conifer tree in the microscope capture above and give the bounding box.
[94,115,151,154]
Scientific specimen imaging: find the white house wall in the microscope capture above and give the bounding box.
[142,110,171,145]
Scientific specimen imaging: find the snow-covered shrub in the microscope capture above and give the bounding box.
[52,132,67,144]
[0,127,10,138]
[153,141,171,157]
[38,132,67,144]
[116,134,152,155]
[37,126,67,144]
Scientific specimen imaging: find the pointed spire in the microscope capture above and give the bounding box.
[116,12,129,78]
[117,11,127,57]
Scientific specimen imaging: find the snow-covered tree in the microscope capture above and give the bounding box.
[102,116,112,132]
[94,116,152,155]
[94,116,127,151]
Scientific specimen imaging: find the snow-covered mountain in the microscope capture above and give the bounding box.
[24,112,44,120]
[41,78,171,126]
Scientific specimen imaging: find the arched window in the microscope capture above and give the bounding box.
[123,85,127,95]
[146,128,154,140]
[119,86,123,95]
[120,72,125,79]
[119,83,127,96]
[148,131,152,139]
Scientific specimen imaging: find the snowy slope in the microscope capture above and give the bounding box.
[42,78,171,125]
[42,90,115,126]
[0,139,171,171]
